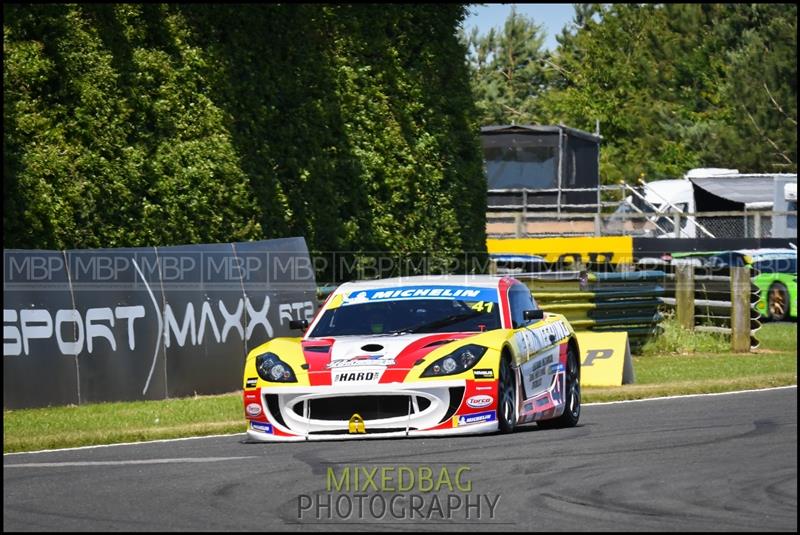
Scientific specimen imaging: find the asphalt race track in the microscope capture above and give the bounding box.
[4,387,797,531]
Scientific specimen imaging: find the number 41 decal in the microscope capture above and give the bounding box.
[470,301,494,312]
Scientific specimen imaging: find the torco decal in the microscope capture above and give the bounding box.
[245,403,262,417]
[466,395,493,408]
[472,369,494,379]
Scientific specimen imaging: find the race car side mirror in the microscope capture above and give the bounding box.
[523,309,545,321]
[289,319,309,330]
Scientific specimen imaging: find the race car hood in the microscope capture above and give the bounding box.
[244,328,507,388]
[302,332,475,385]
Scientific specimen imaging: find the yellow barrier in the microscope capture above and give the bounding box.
[487,236,634,265]
[575,331,635,387]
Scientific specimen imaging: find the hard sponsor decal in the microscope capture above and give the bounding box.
[250,421,273,433]
[334,371,380,382]
[342,286,498,306]
[466,395,493,408]
[454,410,496,427]
[246,402,262,417]
[326,355,395,369]
[472,369,494,379]
[245,377,258,388]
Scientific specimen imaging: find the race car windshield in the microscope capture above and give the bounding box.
[309,296,501,337]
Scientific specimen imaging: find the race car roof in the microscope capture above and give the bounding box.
[334,275,507,294]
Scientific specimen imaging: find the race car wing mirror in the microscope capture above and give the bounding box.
[523,309,545,321]
[289,319,309,330]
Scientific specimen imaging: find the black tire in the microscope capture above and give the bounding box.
[538,343,580,429]
[497,356,517,433]
[768,282,789,322]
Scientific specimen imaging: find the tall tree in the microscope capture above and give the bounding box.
[463,6,548,125]
[711,4,797,172]
[538,4,796,183]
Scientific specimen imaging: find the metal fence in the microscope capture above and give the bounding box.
[487,210,797,239]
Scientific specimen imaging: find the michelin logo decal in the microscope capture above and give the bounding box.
[455,410,496,427]
[343,286,497,305]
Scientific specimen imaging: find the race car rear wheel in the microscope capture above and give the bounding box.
[539,343,580,429]
[768,282,789,321]
[497,356,517,433]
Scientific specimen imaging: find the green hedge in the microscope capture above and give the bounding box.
[3,4,486,272]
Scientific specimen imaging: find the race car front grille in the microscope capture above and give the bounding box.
[264,394,288,429]
[303,395,412,421]
[437,387,465,424]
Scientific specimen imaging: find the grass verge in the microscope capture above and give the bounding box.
[4,323,796,453]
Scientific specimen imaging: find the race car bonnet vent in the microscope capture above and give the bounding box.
[423,339,456,348]
[304,345,330,353]
[361,344,384,352]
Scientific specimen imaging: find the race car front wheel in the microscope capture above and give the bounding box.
[768,282,789,322]
[497,356,517,433]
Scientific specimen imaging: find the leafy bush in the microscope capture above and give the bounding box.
[3,4,486,271]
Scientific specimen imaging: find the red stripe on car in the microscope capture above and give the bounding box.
[379,333,472,383]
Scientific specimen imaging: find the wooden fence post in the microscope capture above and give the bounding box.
[675,262,695,329]
[731,266,751,352]
[514,212,524,238]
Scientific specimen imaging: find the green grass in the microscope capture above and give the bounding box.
[585,320,797,402]
[4,322,796,453]
[755,321,798,352]
[640,316,730,356]
[3,393,245,454]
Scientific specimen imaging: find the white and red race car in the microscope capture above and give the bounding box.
[243,275,581,441]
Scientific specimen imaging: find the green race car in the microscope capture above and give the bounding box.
[750,254,797,321]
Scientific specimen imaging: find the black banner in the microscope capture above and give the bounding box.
[3,239,316,409]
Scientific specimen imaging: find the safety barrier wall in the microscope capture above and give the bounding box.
[3,238,317,409]
[516,270,665,354]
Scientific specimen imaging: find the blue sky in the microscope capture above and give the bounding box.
[462,3,577,51]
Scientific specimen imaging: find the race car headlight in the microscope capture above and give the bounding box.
[255,352,297,383]
[421,344,488,377]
